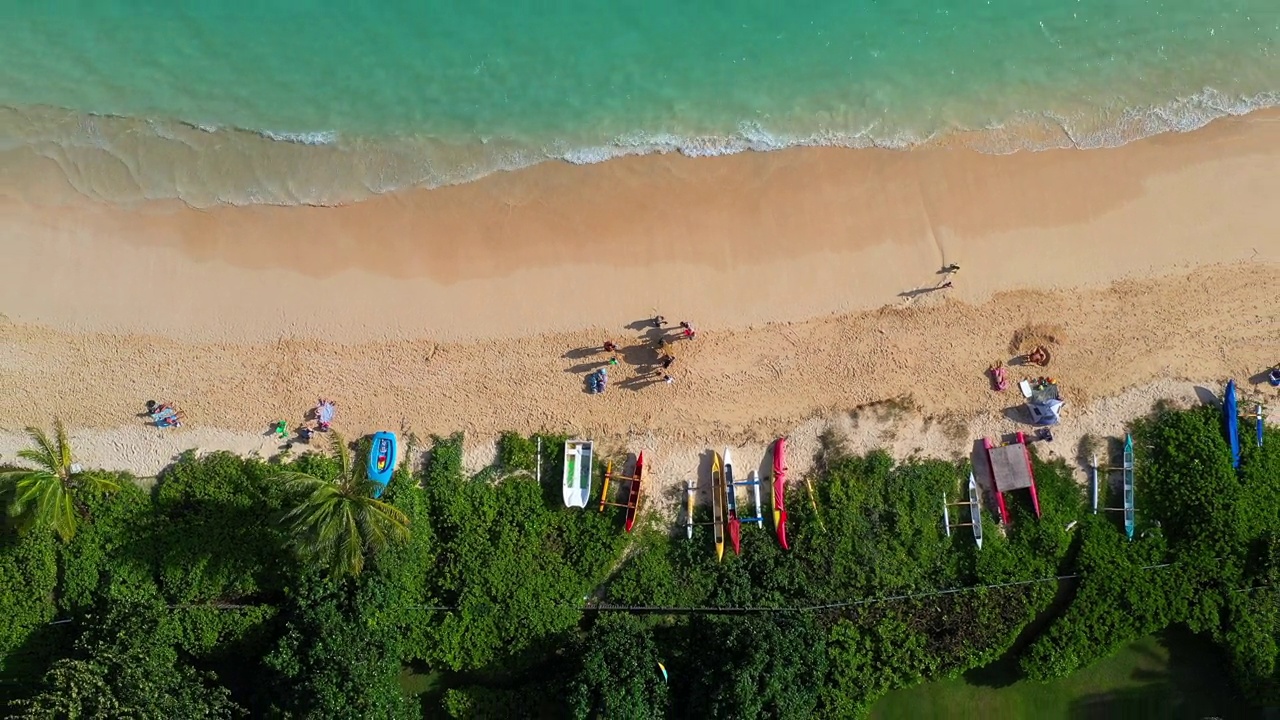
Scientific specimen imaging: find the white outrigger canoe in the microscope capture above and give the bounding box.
[562,440,594,508]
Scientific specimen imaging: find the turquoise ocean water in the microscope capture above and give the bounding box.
[2,0,1278,206]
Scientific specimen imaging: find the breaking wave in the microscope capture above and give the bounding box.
[1,87,1277,208]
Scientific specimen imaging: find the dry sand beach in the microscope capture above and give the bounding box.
[2,111,1278,509]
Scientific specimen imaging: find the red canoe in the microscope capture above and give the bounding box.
[772,438,790,550]
[725,448,741,555]
[624,452,644,533]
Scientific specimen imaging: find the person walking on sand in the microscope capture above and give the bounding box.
[663,374,674,384]
[662,356,674,370]
[940,281,953,289]
[944,263,960,274]
[607,356,619,366]
[652,315,665,328]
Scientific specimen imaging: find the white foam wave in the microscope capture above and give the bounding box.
[6,86,1278,208]
[255,129,340,146]
[555,121,926,167]
[971,87,1280,153]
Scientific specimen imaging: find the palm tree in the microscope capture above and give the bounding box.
[0,419,120,541]
[271,431,410,578]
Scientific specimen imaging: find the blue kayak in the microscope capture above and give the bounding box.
[1225,380,1240,469]
[367,431,397,497]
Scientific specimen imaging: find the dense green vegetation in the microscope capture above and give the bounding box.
[1,404,1277,718]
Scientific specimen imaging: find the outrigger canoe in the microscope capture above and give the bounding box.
[711,451,725,561]
[968,472,983,550]
[772,438,790,550]
[1225,379,1240,469]
[367,431,396,498]
[725,449,741,555]
[1123,434,1135,540]
[599,453,645,532]
[562,440,593,509]
[624,453,644,533]
[685,480,696,540]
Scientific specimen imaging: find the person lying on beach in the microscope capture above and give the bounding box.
[315,399,337,430]
[1025,346,1050,367]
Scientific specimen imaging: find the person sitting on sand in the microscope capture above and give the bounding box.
[1026,346,1050,367]
[316,398,337,431]
[603,341,617,353]
[679,321,696,339]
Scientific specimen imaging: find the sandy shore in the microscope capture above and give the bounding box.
[2,111,1279,342]
[1,112,1278,505]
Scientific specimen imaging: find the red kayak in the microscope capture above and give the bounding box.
[772,438,790,550]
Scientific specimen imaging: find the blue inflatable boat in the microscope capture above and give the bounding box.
[367,431,397,497]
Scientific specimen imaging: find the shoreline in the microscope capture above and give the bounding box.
[3,89,1277,208]
[2,110,1279,342]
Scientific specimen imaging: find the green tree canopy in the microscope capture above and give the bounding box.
[271,432,410,578]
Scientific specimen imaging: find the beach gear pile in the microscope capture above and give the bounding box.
[1026,381,1064,426]
[589,368,608,394]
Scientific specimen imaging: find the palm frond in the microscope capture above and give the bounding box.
[11,470,76,541]
[329,431,353,483]
[272,470,330,495]
[20,426,59,475]
[79,472,122,494]
[54,418,72,475]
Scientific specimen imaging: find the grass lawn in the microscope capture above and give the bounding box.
[872,630,1258,720]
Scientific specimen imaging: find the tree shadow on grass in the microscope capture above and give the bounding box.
[1068,629,1255,720]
